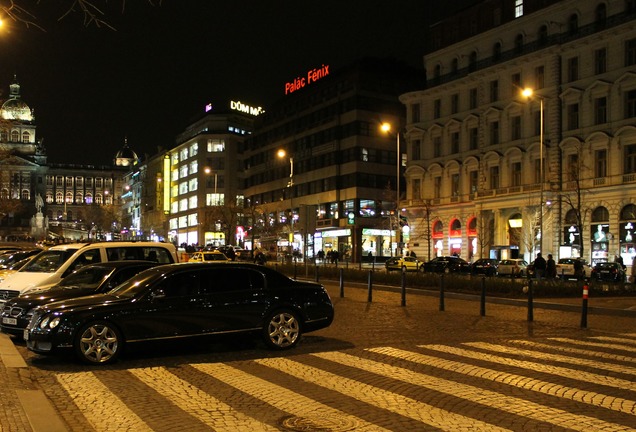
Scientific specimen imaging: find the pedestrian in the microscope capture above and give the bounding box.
[616,254,625,270]
[546,254,556,279]
[533,253,546,279]
[573,259,584,280]
[631,256,636,283]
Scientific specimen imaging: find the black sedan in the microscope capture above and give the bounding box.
[470,258,498,276]
[1,260,160,336]
[421,256,471,274]
[24,262,334,364]
[591,262,626,282]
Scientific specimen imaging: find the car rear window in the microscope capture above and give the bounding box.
[106,247,174,263]
[21,249,79,273]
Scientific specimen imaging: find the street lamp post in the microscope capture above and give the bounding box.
[522,88,544,254]
[381,122,401,256]
[277,150,294,256]
[204,167,218,197]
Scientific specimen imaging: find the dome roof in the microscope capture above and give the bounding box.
[1,77,33,122]
[114,139,139,167]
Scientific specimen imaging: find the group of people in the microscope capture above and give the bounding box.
[531,252,558,279]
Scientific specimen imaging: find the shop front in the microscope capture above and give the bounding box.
[591,223,609,265]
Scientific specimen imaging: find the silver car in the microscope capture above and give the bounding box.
[497,259,528,277]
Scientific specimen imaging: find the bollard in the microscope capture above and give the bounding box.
[401,267,406,307]
[581,280,589,328]
[367,270,373,303]
[480,276,486,316]
[439,273,445,311]
[339,268,344,298]
[527,278,534,322]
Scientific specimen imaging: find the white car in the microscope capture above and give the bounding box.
[497,259,528,277]
[0,241,178,305]
[555,258,593,280]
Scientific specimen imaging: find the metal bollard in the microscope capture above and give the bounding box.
[527,278,534,322]
[401,267,406,307]
[581,280,589,328]
[339,268,344,298]
[480,276,486,316]
[439,273,445,311]
[367,270,373,302]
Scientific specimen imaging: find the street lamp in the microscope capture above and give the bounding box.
[381,122,401,256]
[277,149,294,253]
[522,88,544,254]
[204,167,218,197]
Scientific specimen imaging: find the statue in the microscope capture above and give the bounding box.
[35,193,44,213]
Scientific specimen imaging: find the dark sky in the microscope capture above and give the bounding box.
[0,1,474,165]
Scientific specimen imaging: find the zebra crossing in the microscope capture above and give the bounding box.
[52,334,636,431]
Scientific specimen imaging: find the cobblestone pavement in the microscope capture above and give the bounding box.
[2,282,636,431]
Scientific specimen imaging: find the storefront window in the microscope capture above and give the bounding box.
[619,204,636,264]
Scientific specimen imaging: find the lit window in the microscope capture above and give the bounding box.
[515,0,523,17]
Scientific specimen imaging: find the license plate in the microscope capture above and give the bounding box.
[23,329,29,341]
[2,317,16,325]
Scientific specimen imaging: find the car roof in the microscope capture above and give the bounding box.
[81,260,159,269]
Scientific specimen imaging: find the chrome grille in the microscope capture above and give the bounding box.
[0,290,19,301]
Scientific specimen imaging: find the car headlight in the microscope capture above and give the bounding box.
[39,314,61,330]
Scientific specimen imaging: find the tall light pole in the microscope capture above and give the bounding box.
[277,149,294,254]
[204,167,218,197]
[381,122,401,256]
[522,88,544,254]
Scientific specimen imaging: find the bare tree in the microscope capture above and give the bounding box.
[475,207,494,259]
[1,1,160,30]
[561,146,589,259]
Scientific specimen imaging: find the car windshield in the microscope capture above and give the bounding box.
[108,267,167,298]
[58,266,114,289]
[21,249,78,273]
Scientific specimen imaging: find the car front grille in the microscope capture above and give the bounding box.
[0,290,20,302]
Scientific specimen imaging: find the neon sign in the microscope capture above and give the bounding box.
[230,100,264,116]
[285,64,330,95]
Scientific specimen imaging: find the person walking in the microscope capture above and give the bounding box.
[546,254,556,279]
[533,253,546,279]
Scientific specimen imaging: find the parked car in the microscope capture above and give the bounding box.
[0,241,178,305]
[591,262,626,282]
[24,262,334,364]
[385,256,422,272]
[470,258,498,276]
[421,256,471,274]
[497,259,528,277]
[188,251,230,262]
[0,249,42,270]
[555,258,593,280]
[1,261,160,336]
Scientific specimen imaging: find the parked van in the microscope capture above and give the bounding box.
[0,242,178,304]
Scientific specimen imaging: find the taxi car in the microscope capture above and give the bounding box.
[385,256,422,272]
[188,251,230,262]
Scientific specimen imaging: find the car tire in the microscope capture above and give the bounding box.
[262,309,301,350]
[74,321,123,365]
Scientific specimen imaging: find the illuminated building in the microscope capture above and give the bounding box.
[400,0,636,265]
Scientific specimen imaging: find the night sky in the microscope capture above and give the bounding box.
[0,0,475,165]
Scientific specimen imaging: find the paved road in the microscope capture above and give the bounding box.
[2,282,636,431]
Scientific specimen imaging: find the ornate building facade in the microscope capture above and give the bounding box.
[400,0,636,266]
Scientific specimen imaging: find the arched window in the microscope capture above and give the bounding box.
[21,189,29,200]
[45,192,53,203]
[514,34,524,53]
[95,194,103,204]
[0,130,7,141]
[568,14,578,35]
[22,131,30,143]
[468,217,477,235]
[433,220,444,238]
[55,191,63,204]
[538,25,548,46]
[620,204,636,220]
[75,192,83,204]
[85,193,93,204]
[450,219,462,236]
[493,42,502,60]
[565,209,578,224]
[0,189,8,199]
[65,192,73,204]
[10,131,19,142]
[591,206,609,222]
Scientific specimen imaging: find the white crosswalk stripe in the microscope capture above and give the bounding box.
[51,334,636,431]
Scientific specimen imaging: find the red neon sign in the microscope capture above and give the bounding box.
[285,64,330,95]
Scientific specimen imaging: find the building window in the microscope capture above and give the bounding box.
[627,39,636,66]
[490,121,500,145]
[489,80,499,102]
[411,103,420,122]
[451,132,460,154]
[469,170,478,192]
[469,127,478,150]
[451,173,460,196]
[412,179,421,200]
[469,88,478,109]
[434,176,441,198]
[207,139,225,152]
[595,48,607,74]
[511,73,521,92]
[433,136,442,157]
[567,153,579,181]
[625,145,636,174]
[626,89,636,118]
[433,99,441,118]
[412,140,421,161]
[595,149,607,178]
[567,57,579,82]
[451,94,459,114]
[535,66,545,89]
[22,131,29,143]
[515,0,523,18]
[567,103,579,130]
[511,162,522,186]
[489,166,499,189]
[594,97,607,124]
[511,115,522,140]
[533,110,541,136]
[569,14,578,35]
